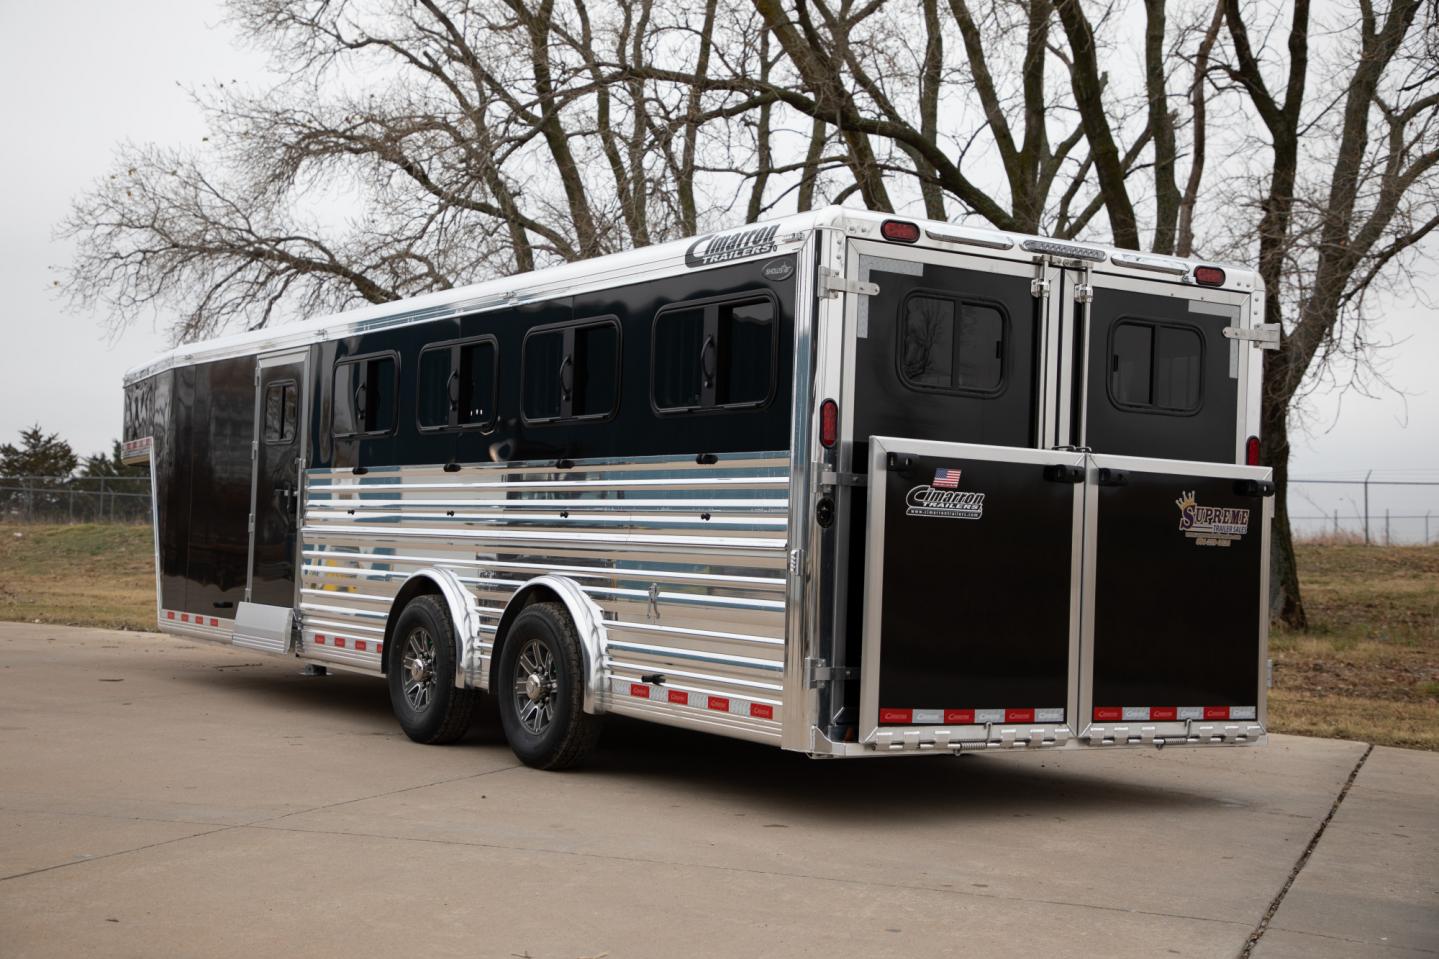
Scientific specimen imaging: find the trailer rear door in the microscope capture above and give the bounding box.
[857,437,1084,748]
[1080,453,1272,745]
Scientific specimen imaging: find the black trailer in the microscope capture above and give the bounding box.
[123,208,1276,768]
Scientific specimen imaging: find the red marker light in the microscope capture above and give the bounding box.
[880,220,920,243]
[819,399,838,449]
[1194,266,1226,286]
[1246,435,1261,466]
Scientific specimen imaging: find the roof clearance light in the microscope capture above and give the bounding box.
[880,220,921,243]
[1194,266,1226,287]
[820,399,839,448]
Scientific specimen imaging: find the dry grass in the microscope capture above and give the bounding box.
[1,525,1434,749]
[1269,543,1439,750]
[0,523,155,630]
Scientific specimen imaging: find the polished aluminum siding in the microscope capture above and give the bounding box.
[299,454,790,743]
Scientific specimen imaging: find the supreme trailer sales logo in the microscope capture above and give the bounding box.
[1176,490,1250,547]
[906,468,985,520]
[685,224,781,267]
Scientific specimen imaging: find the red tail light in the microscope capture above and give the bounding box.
[880,220,920,243]
[1245,435,1260,465]
[1194,265,1226,286]
[820,399,838,448]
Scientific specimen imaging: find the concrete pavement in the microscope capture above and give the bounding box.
[0,622,1434,958]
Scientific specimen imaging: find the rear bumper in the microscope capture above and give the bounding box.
[803,721,1266,758]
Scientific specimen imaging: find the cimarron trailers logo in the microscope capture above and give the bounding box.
[906,468,985,520]
[685,224,780,268]
[1176,490,1250,547]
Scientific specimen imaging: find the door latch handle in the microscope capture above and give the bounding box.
[1043,465,1085,484]
[1096,468,1128,487]
[1234,479,1276,497]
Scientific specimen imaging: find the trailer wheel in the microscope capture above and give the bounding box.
[387,595,477,745]
[497,602,601,770]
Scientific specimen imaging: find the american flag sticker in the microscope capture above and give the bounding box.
[932,468,962,489]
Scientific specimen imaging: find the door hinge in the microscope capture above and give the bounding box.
[247,513,255,533]
[819,267,879,299]
[251,440,258,460]
[1073,282,1093,304]
[819,470,867,488]
[805,657,858,688]
[1030,277,1051,299]
[1223,323,1281,350]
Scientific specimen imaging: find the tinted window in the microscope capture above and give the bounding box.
[333,354,397,436]
[263,381,296,443]
[653,294,775,412]
[419,338,497,430]
[1110,321,1202,413]
[899,294,1004,393]
[522,319,619,423]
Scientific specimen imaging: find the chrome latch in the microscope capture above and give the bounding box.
[1030,277,1051,298]
[1074,283,1093,304]
[1223,323,1281,350]
[819,267,879,299]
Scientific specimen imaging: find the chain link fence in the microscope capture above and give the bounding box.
[0,476,153,524]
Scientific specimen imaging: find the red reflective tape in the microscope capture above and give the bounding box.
[750,703,774,720]
[334,638,346,648]
[879,708,912,724]
[667,689,688,705]
[944,709,975,724]
[1151,706,1178,721]
[166,611,175,620]
[629,683,648,698]
[355,640,367,652]
[376,643,382,656]
[1204,706,1230,720]
[209,618,219,627]
[314,636,325,645]
[708,696,730,712]
[180,613,189,623]
[1094,707,1122,721]
[1005,708,1035,723]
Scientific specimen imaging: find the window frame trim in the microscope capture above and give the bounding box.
[893,288,1010,399]
[331,349,401,439]
[414,334,500,434]
[649,289,781,416]
[1105,317,1207,417]
[519,315,623,427]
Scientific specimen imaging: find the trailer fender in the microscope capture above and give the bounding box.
[385,568,485,690]
[493,575,607,716]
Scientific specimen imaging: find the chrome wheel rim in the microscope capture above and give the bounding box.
[401,626,437,712]
[512,638,558,735]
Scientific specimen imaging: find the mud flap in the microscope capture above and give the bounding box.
[858,438,1084,750]
[1079,454,1272,746]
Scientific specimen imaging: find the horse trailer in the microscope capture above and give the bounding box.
[121,206,1278,768]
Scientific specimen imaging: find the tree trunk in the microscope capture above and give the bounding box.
[1261,359,1307,629]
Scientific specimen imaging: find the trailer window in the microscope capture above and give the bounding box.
[652,293,776,412]
[418,337,498,431]
[263,380,297,443]
[898,293,1004,394]
[333,354,398,437]
[521,318,620,424]
[1109,321,1202,413]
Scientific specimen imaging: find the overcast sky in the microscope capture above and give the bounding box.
[2,0,1435,539]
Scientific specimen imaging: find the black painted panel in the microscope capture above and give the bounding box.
[184,358,254,614]
[1082,286,1238,462]
[253,356,306,607]
[159,367,192,611]
[1090,469,1263,709]
[875,453,1074,719]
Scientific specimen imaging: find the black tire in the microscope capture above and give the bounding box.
[497,602,601,770]
[387,595,477,745]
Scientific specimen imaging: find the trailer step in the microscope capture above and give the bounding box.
[1083,722,1265,746]
[871,725,1073,752]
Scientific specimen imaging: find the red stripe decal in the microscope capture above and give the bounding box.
[629,683,649,698]
[1094,707,1122,722]
[180,613,189,623]
[944,709,975,724]
[376,643,382,656]
[879,708,912,724]
[334,638,346,648]
[708,696,730,712]
[355,640,367,652]
[1204,706,1230,720]
[209,618,219,627]
[1005,708,1035,723]
[166,611,175,620]
[315,636,325,645]
[1151,706,1178,721]
[667,689,688,705]
[750,703,774,720]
